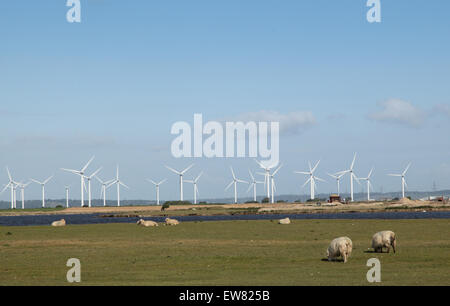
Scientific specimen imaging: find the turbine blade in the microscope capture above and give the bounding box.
[30,179,42,185]
[225,181,234,191]
[120,182,130,189]
[44,175,54,184]
[181,164,194,175]
[159,179,167,185]
[6,167,12,181]
[302,177,311,188]
[311,160,320,173]
[82,156,95,172]
[165,165,181,175]
[350,153,357,170]
[147,179,157,185]
[248,170,255,181]
[272,164,283,176]
[89,167,102,178]
[403,163,412,175]
[195,171,203,182]
[230,167,236,180]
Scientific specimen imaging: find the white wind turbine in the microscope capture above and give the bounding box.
[61,156,95,207]
[2,167,19,209]
[30,175,54,208]
[83,167,102,208]
[185,172,203,204]
[107,166,129,207]
[96,177,114,207]
[247,170,264,203]
[337,153,359,202]
[295,160,325,200]
[327,172,346,196]
[388,163,411,199]
[359,168,374,201]
[146,179,167,205]
[165,164,194,201]
[269,165,283,203]
[254,159,276,200]
[225,167,248,204]
[17,182,31,210]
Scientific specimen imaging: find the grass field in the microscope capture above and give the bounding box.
[0,219,449,285]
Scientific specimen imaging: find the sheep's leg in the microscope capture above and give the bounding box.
[343,253,347,263]
[387,246,390,253]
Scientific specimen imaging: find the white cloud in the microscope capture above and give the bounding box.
[368,99,425,128]
[231,110,316,136]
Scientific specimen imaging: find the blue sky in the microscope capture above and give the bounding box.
[1,1,449,202]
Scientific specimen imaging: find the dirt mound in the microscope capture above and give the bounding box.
[398,197,416,205]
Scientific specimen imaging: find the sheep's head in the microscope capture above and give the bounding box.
[137,219,143,225]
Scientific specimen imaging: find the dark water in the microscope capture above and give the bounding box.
[0,211,449,226]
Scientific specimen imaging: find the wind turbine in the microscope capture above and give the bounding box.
[83,167,102,208]
[2,167,19,209]
[358,168,374,201]
[61,156,95,207]
[254,159,276,200]
[30,175,54,208]
[247,170,264,203]
[185,172,203,204]
[146,179,167,205]
[327,172,346,195]
[225,167,247,204]
[16,182,31,210]
[269,165,283,203]
[294,160,325,200]
[165,164,194,201]
[96,177,114,207]
[388,163,411,199]
[107,165,129,207]
[337,153,359,202]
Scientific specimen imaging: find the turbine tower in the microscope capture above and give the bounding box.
[31,175,54,208]
[337,153,359,202]
[225,167,247,204]
[388,163,411,199]
[18,182,31,210]
[61,156,95,207]
[327,172,346,195]
[185,172,203,204]
[269,164,283,203]
[254,159,276,200]
[295,160,325,200]
[107,165,129,207]
[83,167,102,208]
[165,164,194,201]
[65,185,70,208]
[359,168,374,201]
[247,170,264,203]
[96,177,114,207]
[147,178,167,205]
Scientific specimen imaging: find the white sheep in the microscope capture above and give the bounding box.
[165,218,180,226]
[372,230,396,253]
[327,236,353,263]
[51,219,66,227]
[137,219,158,227]
[278,217,291,225]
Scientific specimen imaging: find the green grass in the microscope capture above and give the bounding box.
[0,219,449,285]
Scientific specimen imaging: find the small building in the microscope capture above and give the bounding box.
[329,194,341,203]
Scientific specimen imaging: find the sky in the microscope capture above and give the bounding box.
[0,1,449,203]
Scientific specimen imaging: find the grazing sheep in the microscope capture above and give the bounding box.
[51,219,66,227]
[165,218,180,226]
[137,219,158,227]
[327,237,353,263]
[372,231,396,253]
[278,217,291,225]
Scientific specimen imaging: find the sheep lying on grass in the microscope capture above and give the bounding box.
[165,218,179,225]
[137,219,158,227]
[327,237,353,263]
[372,231,396,253]
[278,217,291,225]
[51,219,66,227]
